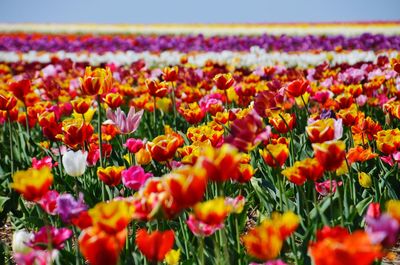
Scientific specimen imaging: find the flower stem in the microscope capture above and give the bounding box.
[97,95,105,201]
[170,82,177,129]
[198,236,205,265]
[7,113,13,177]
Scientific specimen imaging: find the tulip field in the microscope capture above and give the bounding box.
[1,23,400,265]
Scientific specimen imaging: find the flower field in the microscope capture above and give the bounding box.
[1,23,400,265]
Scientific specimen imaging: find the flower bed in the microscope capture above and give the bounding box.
[1,23,400,265]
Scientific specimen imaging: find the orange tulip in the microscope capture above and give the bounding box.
[71,97,92,114]
[80,67,112,96]
[136,229,175,262]
[285,79,309,97]
[148,134,182,162]
[309,227,382,265]
[104,93,123,109]
[89,200,134,234]
[346,146,378,164]
[79,226,126,265]
[193,198,231,226]
[259,143,289,168]
[11,167,53,201]
[214,73,235,90]
[97,166,125,186]
[242,211,299,261]
[162,66,179,82]
[313,140,346,171]
[269,112,296,134]
[196,144,241,182]
[282,157,324,185]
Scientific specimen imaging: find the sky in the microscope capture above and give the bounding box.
[0,0,399,24]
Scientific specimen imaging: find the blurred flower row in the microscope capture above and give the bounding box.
[0,38,400,265]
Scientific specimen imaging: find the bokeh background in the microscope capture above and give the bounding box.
[0,0,399,23]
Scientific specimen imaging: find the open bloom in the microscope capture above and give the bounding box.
[62,150,88,177]
[27,226,72,250]
[186,214,223,237]
[12,230,33,254]
[136,229,175,262]
[79,226,126,265]
[56,193,88,223]
[38,190,59,215]
[105,107,144,134]
[89,200,134,234]
[309,226,382,265]
[281,157,324,185]
[243,211,299,261]
[12,167,54,201]
[313,140,346,171]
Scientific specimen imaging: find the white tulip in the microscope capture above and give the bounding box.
[12,229,33,254]
[62,150,88,177]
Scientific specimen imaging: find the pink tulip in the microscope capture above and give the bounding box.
[187,214,223,237]
[105,107,143,134]
[122,165,153,190]
[124,138,144,153]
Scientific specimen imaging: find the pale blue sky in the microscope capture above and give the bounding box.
[0,0,399,23]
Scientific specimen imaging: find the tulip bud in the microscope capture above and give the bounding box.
[62,150,88,177]
[358,172,372,188]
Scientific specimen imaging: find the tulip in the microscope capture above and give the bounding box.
[121,165,153,190]
[186,214,223,237]
[27,226,72,250]
[136,228,175,262]
[358,172,372,188]
[12,230,33,254]
[97,166,125,186]
[124,138,144,153]
[79,226,126,265]
[0,93,17,111]
[38,190,59,215]
[193,197,231,226]
[80,67,112,96]
[89,200,134,234]
[259,143,289,168]
[62,150,88,177]
[56,193,88,223]
[313,140,346,171]
[105,107,144,135]
[213,73,234,91]
[285,79,309,98]
[164,249,181,265]
[11,167,54,201]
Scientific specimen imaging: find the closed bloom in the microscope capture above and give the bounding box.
[97,166,125,186]
[260,143,289,168]
[105,107,144,134]
[136,229,175,262]
[358,172,372,188]
[214,73,235,90]
[62,150,88,177]
[104,93,123,109]
[121,165,153,190]
[12,167,54,201]
[148,134,181,162]
[79,226,126,265]
[315,180,342,196]
[282,158,324,185]
[71,97,92,114]
[306,118,342,143]
[285,79,309,97]
[146,79,169,98]
[269,112,296,134]
[38,190,59,215]
[0,93,17,111]
[80,66,112,96]
[124,138,144,153]
[164,249,181,265]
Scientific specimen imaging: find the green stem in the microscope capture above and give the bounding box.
[300,95,310,117]
[170,82,177,129]
[97,95,105,201]
[7,113,14,177]
[235,217,242,265]
[198,236,205,265]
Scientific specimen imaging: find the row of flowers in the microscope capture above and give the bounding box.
[1,22,400,36]
[0,49,399,68]
[1,32,400,53]
[1,45,400,265]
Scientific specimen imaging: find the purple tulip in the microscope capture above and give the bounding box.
[56,193,88,223]
[366,213,400,247]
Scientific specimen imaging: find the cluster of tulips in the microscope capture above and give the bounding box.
[0,41,400,265]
